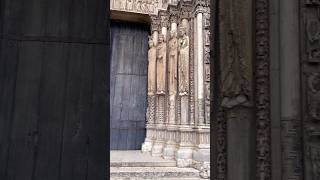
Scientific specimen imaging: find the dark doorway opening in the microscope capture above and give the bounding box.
[110,21,149,150]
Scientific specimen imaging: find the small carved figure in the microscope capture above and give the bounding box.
[147,36,157,94]
[204,47,210,64]
[147,0,154,13]
[178,26,190,95]
[307,18,320,61]
[136,0,142,11]
[168,30,178,95]
[126,0,133,10]
[221,31,251,107]
[308,73,320,120]
[119,0,126,10]
[157,34,167,94]
[140,0,146,12]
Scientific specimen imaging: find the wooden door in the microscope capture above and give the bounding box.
[110,21,149,150]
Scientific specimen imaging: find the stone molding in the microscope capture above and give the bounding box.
[302,1,320,179]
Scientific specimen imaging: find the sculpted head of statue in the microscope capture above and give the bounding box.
[148,36,154,48]
[179,26,186,37]
[159,34,165,43]
[170,30,177,39]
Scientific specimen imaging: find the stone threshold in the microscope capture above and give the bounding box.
[110,150,203,179]
[110,150,176,167]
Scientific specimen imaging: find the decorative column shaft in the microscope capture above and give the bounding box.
[196,11,205,126]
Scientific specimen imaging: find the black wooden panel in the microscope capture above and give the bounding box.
[0,0,109,180]
[110,22,148,150]
[2,0,108,42]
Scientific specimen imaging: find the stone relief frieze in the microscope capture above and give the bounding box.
[111,0,166,15]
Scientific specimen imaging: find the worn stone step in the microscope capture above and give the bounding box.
[110,150,176,167]
[110,167,201,179]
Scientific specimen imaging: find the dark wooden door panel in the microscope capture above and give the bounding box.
[110,21,148,150]
[0,1,109,179]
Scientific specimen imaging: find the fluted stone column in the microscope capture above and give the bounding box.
[163,16,179,160]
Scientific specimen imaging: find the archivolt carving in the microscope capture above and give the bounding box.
[306,16,320,62]
[221,30,251,108]
[308,73,320,120]
[255,0,271,179]
[303,2,320,179]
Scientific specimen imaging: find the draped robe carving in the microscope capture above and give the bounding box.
[178,27,190,95]
[148,37,157,94]
[169,31,178,95]
[157,35,167,94]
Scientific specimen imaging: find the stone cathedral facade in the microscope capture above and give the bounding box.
[112,0,320,179]
[111,0,211,174]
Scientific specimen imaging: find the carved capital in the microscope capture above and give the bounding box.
[151,15,161,32]
[194,0,208,15]
[179,3,193,20]
[159,11,170,28]
[169,9,179,24]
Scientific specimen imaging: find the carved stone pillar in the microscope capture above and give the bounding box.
[163,13,179,160]
[196,8,205,126]
[152,31,167,156]
[142,20,160,153]
[176,18,194,167]
[192,2,211,173]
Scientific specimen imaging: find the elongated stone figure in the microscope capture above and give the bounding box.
[169,30,178,96]
[148,36,157,94]
[178,26,190,95]
[157,34,167,94]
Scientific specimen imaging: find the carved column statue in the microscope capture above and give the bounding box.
[176,19,194,167]
[163,13,179,159]
[142,17,160,153]
[142,36,157,153]
[156,34,167,95]
[178,25,190,97]
[152,33,167,157]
